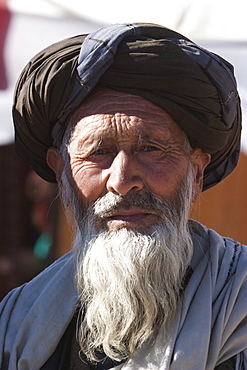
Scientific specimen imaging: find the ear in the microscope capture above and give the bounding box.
[46,147,64,182]
[190,148,211,203]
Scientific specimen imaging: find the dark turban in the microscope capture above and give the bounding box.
[13,23,241,191]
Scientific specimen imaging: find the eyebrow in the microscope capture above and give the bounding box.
[74,123,175,152]
[76,137,103,152]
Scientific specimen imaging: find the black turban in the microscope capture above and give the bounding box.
[13,23,241,191]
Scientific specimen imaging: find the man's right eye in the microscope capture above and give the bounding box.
[91,149,108,156]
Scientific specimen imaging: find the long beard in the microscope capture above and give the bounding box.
[60,167,194,363]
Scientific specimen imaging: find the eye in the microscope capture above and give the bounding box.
[142,145,160,152]
[90,148,108,156]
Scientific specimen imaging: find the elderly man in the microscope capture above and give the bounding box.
[0,23,246,369]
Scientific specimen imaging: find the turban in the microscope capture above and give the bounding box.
[13,23,241,191]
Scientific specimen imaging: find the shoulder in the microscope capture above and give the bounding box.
[190,219,247,273]
[0,252,78,369]
[1,252,74,309]
[0,252,77,324]
[187,221,247,368]
[189,220,247,301]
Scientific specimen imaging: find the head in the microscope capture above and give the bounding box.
[13,23,241,191]
[47,88,210,362]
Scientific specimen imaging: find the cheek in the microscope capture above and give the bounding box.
[71,166,105,204]
[144,161,189,198]
[146,171,176,198]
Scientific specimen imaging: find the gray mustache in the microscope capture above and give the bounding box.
[93,190,167,217]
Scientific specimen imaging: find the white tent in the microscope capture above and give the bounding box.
[1,0,246,151]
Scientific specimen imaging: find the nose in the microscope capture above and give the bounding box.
[106,151,144,196]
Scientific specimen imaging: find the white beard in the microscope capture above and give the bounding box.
[60,166,194,363]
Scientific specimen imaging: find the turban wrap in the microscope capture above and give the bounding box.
[13,23,241,191]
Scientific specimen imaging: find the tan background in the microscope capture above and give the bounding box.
[191,152,247,244]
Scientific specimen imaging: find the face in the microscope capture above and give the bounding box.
[47,90,210,232]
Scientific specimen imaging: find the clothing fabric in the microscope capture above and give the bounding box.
[0,221,246,369]
[41,305,237,370]
[40,311,124,369]
[12,23,241,191]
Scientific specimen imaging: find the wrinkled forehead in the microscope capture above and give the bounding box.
[68,88,186,143]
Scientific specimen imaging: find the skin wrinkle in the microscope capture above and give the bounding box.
[50,89,210,213]
[68,110,190,198]
[74,136,185,169]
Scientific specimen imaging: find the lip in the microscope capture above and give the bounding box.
[106,208,157,226]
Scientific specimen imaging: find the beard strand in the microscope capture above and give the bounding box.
[60,165,194,363]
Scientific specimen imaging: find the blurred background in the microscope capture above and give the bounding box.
[1,0,247,300]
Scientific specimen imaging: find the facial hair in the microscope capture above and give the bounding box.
[59,166,194,363]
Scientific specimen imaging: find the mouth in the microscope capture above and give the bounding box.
[105,208,158,230]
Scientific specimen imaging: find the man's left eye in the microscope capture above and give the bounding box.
[142,145,160,152]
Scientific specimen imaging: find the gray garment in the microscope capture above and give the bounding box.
[0,221,246,369]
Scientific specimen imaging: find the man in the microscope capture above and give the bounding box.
[0,23,246,369]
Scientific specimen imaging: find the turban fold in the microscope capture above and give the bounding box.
[13,23,241,191]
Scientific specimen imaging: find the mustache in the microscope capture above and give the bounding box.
[92,189,173,218]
